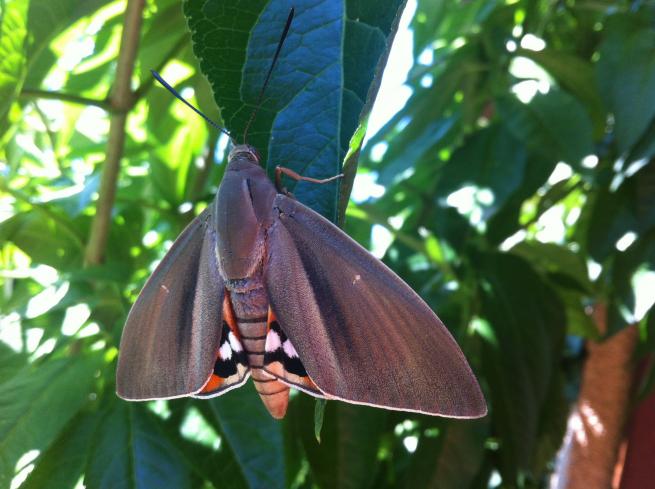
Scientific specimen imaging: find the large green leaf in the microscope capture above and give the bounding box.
[597,11,655,154]
[0,352,104,487]
[184,0,406,220]
[22,412,98,489]
[85,402,191,489]
[478,252,565,482]
[498,90,594,169]
[207,383,285,489]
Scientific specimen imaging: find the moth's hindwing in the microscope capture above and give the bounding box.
[263,308,324,397]
[195,294,250,398]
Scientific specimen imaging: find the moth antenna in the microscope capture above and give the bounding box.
[151,70,234,144]
[242,7,295,144]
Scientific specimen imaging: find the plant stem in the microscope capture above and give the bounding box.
[84,0,145,266]
[20,88,111,110]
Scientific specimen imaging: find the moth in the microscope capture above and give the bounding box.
[116,9,486,419]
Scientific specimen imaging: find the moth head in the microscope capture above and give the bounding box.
[229,144,261,164]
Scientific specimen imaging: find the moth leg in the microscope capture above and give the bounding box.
[275,166,344,194]
[264,307,326,398]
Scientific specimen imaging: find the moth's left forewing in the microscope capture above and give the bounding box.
[264,195,487,418]
[116,209,225,400]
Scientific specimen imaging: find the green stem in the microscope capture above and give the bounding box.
[84,0,146,266]
[20,88,110,110]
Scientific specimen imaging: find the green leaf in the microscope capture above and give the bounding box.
[314,399,327,443]
[22,412,98,489]
[0,207,84,269]
[208,383,285,489]
[585,161,655,262]
[85,402,191,489]
[401,419,488,489]
[436,124,528,216]
[478,253,565,482]
[291,395,388,489]
[518,48,605,136]
[498,90,594,169]
[510,242,592,293]
[0,0,29,134]
[184,0,406,220]
[0,352,104,487]
[0,343,28,384]
[597,12,655,154]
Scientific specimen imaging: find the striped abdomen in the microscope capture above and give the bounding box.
[227,280,290,419]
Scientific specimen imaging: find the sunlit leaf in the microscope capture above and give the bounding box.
[0,352,104,487]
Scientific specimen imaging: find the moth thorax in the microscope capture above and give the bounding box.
[228,144,260,163]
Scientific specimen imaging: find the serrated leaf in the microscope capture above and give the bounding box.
[0,352,104,487]
[184,0,406,220]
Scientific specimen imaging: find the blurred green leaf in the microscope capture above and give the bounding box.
[436,124,527,216]
[518,48,605,136]
[511,242,592,293]
[499,90,594,169]
[0,0,29,134]
[0,207,84,269]
[597,11,655,154]
[0,343,28,384]
[0,352,104,487]
[478,253,565,482]
[402,419,488,489]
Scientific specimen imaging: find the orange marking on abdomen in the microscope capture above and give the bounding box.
[222,291,241,338]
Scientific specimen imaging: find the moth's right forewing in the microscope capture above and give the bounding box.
[264,195,486,418]
[116,209,224,400]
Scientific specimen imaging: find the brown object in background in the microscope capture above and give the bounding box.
[619,355,655,489]
[554,304,638,489]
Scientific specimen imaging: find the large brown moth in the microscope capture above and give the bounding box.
[116,9,486,419]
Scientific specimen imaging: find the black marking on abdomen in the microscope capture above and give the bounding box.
[237,316,268,323]
[242,334,267,340]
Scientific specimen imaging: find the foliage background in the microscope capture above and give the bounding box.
[1,0,655,488]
